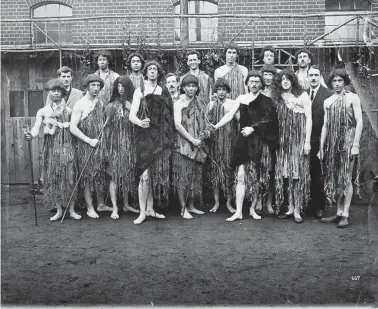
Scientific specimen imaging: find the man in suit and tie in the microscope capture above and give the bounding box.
[57,66,83,109]
[307,65,333,218]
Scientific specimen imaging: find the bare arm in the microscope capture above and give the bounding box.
[174,101,196,144]
[241,66,249,94]
[214,99,241,130]
[70,102,91,144]
[29,108,44,139]
[319,101,328,158]
[129,88,144,127]
[351,94,363,148]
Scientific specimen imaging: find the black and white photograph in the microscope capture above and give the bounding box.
[1,0,378,307]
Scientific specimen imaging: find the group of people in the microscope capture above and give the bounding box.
[24,43,363,228]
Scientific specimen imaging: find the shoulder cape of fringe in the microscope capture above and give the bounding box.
[104,99,136,195]
[223,65,246,100]
[275,96,310,211]
[134,84,174,206]
[43,104,77,207]
[323,93,360,203]
[207,98,238,195]
[77,100,105,191]
[95,70,118,106]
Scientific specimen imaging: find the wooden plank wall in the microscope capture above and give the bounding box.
[1,49,378,184]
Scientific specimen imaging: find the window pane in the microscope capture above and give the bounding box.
[34,21,46,43]
[33,5,45,17]
[9,91,25,117]
[45,4,60,17]
[28,91,44,117]
[59,5,72,16]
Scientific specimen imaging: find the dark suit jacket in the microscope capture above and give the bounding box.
[308,85,333,153]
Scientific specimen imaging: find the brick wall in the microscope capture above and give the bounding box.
[1,0,375,48]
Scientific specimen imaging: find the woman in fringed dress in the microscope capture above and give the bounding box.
[272,69,312,223]
[104,76,140,219]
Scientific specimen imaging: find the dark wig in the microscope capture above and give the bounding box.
[259,46,277,63]
[271,69,304,102]
[126,52,145,70]
[95,50,113,67]
[245,70,265,89]
[45,78,68,97]
[109,75,135,103]
[261,64,277,75]
[326,68,351,89]
[142,60,163,79]
[294,48,314,64]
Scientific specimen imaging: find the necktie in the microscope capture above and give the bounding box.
[310,90,314,101]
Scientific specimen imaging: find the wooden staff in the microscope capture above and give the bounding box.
[60,116,111,224]
[23,124,38,226]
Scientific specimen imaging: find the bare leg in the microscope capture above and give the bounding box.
[84,184,99,218]
[145,185,165,219]
[249,184,262,220]
[134,171,149,224]
[266,186,274,214]
[178,188,193,219]
[109,181,119,219]
[342,181,353,218]
[97,186,112,212]
[209,184,220,213]
[293,180,302,220]
[285,180,294,215]
[69,200,81,220]
[227,165,244,222]
[50,202,63,221]
[226,194,236,213]
[122,185,139,213]
[187,196,204,214]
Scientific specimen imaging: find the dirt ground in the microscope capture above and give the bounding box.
[1,185,377,306]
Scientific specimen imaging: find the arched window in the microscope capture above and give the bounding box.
[32,3,72,44]
[174,0,218,43]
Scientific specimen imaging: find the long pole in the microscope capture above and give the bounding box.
[60,117,110,223]
[23,125,38,226]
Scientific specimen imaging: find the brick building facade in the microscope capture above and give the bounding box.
[3,0,376,48]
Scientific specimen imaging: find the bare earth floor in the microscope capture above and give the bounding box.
[1,185,377,306]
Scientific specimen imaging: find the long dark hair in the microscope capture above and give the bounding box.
[271,69,304,102]
[109,76,135,103]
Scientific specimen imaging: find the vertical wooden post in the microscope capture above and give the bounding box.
[180,0,189,48]
[59,19,62,67]
[303,17,307,46]
[251,20,255,71]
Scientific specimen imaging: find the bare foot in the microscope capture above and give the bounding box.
[249,208,262,220]
[111,211,119,220]
[209,203,219,213]
[97,205,113,212]
[146,209,166,219]
[226,203,236,213]
[50,209,63,221]
[134,212,147,225]
[69,211,82,220]
[182,208,193,219]
[266,204,274,215]
[87,208,99,219]
[188,207,204,215]
[226,212,243,222]
[123,205,140,213]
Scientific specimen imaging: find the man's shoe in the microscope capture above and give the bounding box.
[337,216,349,228]
[315,209,324,218]
[278,213,294,219]
[321,214,341,223]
